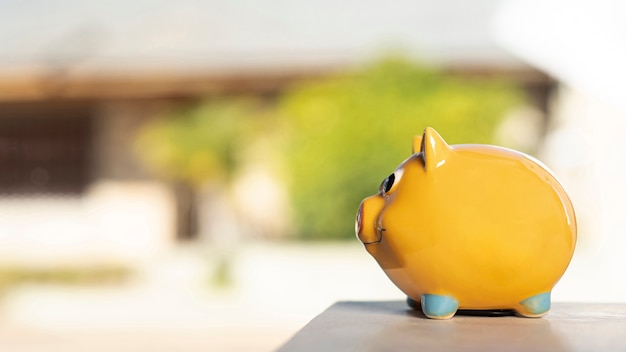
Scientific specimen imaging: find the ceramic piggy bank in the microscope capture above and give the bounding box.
[356,127,576,319]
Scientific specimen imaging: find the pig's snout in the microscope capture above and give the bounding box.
[356,196,385,244]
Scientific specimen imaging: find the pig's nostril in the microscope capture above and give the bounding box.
[355,203,363,236]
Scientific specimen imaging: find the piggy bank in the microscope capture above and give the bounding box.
[356,127,576,319]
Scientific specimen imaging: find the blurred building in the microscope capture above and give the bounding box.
[0,0,552,265]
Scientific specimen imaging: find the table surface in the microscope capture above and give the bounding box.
[278,301,626,352]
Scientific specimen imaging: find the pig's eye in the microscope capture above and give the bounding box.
[379,169,403,196]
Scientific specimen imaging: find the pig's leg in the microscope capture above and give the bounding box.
[516,292,551,317]
[406,296,420,310]
[420,294,458,319]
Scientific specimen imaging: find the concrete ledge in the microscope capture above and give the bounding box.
[279,301,626,351]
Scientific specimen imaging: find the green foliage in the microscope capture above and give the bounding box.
[279,57,522,240]
[135,57,522,241]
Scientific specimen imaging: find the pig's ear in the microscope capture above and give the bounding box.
[412,134,423,154]
[420,127,452,171]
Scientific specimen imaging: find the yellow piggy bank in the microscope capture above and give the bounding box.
[356,127,576,319]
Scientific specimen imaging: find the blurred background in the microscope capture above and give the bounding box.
[0,0,624,351]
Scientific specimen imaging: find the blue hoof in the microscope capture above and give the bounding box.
[421,294,458,319]
[518,292,551,317]
[406,296,420,310]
